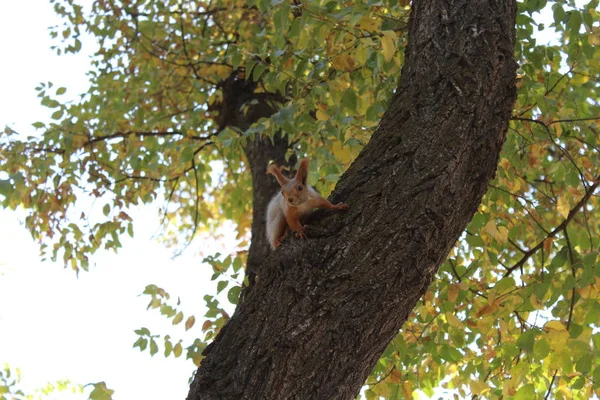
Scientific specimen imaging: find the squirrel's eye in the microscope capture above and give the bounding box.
[297,185,303,191]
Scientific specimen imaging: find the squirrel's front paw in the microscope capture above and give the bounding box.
[335,203,350,211]
[294,230,305,239]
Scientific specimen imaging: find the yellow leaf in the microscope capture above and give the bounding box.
[331,54,357,71]
[577,277,600,300]
[328,79,350,92]
[530,294,543,309]
[476,303,496,318]
[173,342,183,357]
[485,219,508,244]
[354,44,369,65]
[499,320,510,337]
[554,123,563,138]
[589,27,600,45]
[418,305,432,320]
[402,380,412,399]
[545,320,569,352]
[332,141,352,164]
[381,31,396,62]
[470,380,490,395]
[557,195,570,219]
[446,312,462,328]
[372,380,391,397]
[547,330,569,352]
[477,316,494,334]
[358,16,379,32]
[172,311,184,325]
[502,379,517,397]
[509,363,529,388]
[316,110,330,121]
[529,142,542,167]
[545,320,567,331]
[447,283,459,302]
[496,226,508,244]
[581,157,593,170]
[484,219,497,238]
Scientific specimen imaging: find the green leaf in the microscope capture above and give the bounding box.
[575,353,592,374]
[56,87,67,95]
[439,346,462,362]
[252,63,267,82]
[51,109,64,120]
[567,11,582,33]
[516,330,535,353]
[513,384,534,400]
[573,376,586,390]
[180,146,195,164]
[217,280,228,294]
[149,339,158,356]
[164,340,173,357]
[342,88,357,112]
[494,276,515,295]
[532,338,550,360]
[227,285,241,305]
[233,257,242,272]
[593,366,600,388]
[89,382,114,400]
[172,311,183,325]
[134,327,150,335]
[583,252,597,268]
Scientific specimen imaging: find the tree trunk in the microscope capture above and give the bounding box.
[187,0,517,398]
[213,71,293,293]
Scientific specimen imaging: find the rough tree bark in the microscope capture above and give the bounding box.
[187,0,517,398]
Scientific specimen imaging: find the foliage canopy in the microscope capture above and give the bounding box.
[1,0,600,398]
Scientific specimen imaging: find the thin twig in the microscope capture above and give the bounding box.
[544,370,558,400]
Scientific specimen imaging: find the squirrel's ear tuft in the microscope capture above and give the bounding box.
[267,164,289,187]
[296,158,309,186]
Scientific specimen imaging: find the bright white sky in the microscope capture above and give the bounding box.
[0,2,237,399]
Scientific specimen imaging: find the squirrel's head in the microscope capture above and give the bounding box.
[267,158,309,207]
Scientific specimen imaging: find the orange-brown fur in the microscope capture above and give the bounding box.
[265,158,349,249]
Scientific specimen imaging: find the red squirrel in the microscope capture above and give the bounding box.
[266,158,349,249]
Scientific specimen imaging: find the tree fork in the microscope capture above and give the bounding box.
[213,70,293,294]
[243,132,295,293]
[187,0,517,399]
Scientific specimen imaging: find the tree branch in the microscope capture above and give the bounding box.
[503,174,600,277]
[86,130,211,145]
